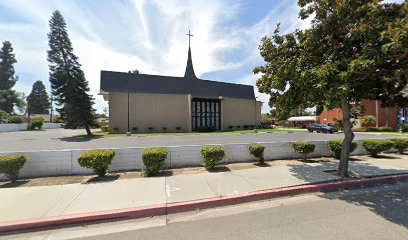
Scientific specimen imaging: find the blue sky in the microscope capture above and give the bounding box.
[0,0,401,114]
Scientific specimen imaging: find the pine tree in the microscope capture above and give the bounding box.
[0,41,24,114]
[47,10,94,135]
[27,80,50,114]
[0,41,17,90]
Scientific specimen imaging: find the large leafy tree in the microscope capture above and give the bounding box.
[47,10,95,135]
[0,41,24,114]
[254,1,407,177]
[27,80,50,114]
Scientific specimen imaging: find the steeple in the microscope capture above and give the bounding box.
[184,30,197,79]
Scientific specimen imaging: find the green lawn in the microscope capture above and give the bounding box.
[71,128,307,139]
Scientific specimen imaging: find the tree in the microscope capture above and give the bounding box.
[0,41,24,114]
[47,10,95,135]
[254,1,407,177]
[361,115,377,130]
[27,80,50,114]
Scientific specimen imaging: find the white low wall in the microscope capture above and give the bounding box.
[0,140,371,179]
[0,123,61,133]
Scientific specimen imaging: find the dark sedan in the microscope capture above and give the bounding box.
[307,124,337,134]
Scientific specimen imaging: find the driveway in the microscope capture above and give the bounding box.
[0,129,388,152]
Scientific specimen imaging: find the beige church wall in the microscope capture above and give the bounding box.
[221,97,261,130]
[109,92,190,133]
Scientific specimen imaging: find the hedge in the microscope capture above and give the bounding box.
[7,115,23,123]
[31,119,43,130]
[201,146,225,169]
[291,142,315,160]
[328,140,358,159]
[77,150,115,176]
[142,147,168,177]
[249,144,266,164]
[390,138,408,154]
[361,139,394,157]
[101,125,109,132]
[0,154,29,181]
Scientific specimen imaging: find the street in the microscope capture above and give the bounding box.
[3,183,407,240]
[0,129,388,151]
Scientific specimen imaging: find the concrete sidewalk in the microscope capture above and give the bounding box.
[0,156,407,224]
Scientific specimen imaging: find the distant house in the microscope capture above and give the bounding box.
[96,117,109,125]
[287,116,318,128]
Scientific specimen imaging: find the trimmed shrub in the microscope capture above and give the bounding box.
[31,119,43,130]
[197,126,216,132]
[101,125,109,132]
[328,140,358,159]
[228,126,233,130]
[7,115,23,123]
[250,125,255,129]
[249,144,266,164]
[378,127,394,132]
[243,125,249,129]
[390,138,408,154]
[77,150,115,176]
[141,147,168,176]
[175,126,182,132]
[400,124,408,133]
[162,127,167,133]
[132,127,138,132]
[0,154,28,182]
[236,126,241,129]
[361,139,394,157]
[200,146,225,169]
[291,142,315,160]
[148,127,154,131]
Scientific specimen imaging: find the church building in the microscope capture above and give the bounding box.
[99,33,262,133]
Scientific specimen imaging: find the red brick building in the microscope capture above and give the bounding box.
[319,100,398,129]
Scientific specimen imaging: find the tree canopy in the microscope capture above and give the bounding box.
[27,80,50,114]
[0,41,24,114]
[254,0,407,177]
[47,10,95,135]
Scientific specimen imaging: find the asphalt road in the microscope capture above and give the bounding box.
[4,183,407,240]
[0,129,388,152]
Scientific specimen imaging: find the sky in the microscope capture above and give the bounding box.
[0,0,401,114]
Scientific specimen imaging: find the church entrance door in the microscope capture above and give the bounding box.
[192,98,221,131]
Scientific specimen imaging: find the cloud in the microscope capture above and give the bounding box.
[0,0,313,114]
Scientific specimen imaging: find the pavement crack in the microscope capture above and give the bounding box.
[60,184,89,215]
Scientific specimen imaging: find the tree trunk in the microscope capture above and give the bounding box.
[338,98,355,178]
[85,125,92,136]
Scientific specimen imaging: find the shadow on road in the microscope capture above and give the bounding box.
[289,161,408,228]
[321,184,408,228]
[59,135,103,142]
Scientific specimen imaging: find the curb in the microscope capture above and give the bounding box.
[1,173,407,234]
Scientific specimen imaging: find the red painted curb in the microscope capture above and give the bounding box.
[0,173,407,234]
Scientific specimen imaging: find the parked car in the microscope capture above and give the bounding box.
[307,124,337,134]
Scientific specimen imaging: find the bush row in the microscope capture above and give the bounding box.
[3,138,407,181]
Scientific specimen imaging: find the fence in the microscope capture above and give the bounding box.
[0,123,61,133]
[0,140,370,178]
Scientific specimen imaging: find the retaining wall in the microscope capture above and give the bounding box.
[0,123,61,133]
[0,140,370,179]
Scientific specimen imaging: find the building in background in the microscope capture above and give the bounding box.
[319,99,398,129]
[99,34,262,133]
[287,116,318,128]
